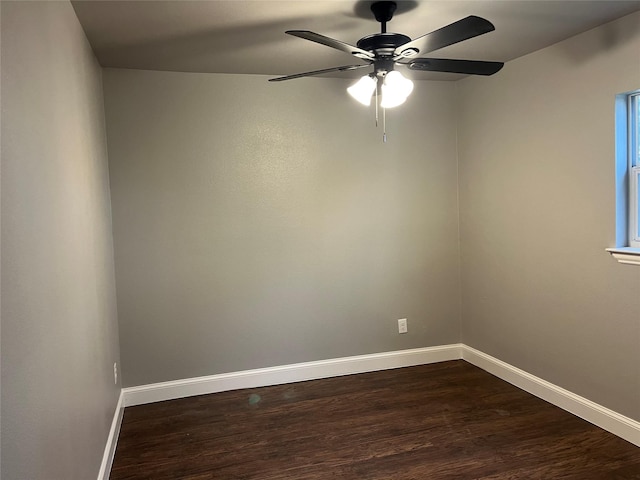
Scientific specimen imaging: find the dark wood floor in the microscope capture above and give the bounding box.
[110,360,640,479]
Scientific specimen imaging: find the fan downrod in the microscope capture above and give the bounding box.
[356,1,409,55]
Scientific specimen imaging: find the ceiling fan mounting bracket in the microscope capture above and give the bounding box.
[370,1,397,24]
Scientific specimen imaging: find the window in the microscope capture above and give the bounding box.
[630,92,640,248]
[608,90,640,264]
[632,165,640,245]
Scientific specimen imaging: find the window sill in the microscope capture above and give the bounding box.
[606,247,640,266]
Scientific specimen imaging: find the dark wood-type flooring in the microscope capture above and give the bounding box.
[111,360,640,479]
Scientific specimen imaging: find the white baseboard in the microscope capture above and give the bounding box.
[116,343,640,459]
[97,390,124,480]
[462,345,640,447]
[122,344,463,407]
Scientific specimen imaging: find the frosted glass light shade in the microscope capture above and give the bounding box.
[380,84,408,108]
[347,75,377,106]
[380,71,414,108]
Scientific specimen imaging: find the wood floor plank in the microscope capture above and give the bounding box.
[110,360,640,479]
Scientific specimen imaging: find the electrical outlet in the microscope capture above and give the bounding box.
[113,362,118,385]
[398,318,408,334]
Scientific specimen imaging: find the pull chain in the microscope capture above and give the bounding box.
[375,86,379,127]
[383,106,387,143]
[373,78,387,143]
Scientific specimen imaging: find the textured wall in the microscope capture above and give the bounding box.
[458,12,640,421]
[103,69,461,387]
[1,2,121,478]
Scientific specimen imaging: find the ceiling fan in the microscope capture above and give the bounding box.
[269,1,504,109]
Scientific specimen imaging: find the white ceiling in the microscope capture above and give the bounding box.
[71,0,640,81]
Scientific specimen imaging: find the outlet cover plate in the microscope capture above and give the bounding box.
[398,318,408,334]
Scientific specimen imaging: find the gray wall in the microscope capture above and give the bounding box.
[103,69,461,387]
[458,12,640,421]
[1,2,121,479]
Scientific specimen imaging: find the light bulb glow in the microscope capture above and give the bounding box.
[380,85,408,108]
[380,71,414,108]
[347,75,377,106]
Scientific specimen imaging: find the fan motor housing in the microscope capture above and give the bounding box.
[356,32,411,56]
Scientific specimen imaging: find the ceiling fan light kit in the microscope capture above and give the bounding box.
[270,1,504,140]
[379,70,414,108]
[347,74,378,106]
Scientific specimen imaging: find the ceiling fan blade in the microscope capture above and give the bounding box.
[268,64,371,82]
[286,30,375,60]
[395,16,495,58]
[408,58,504,76]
